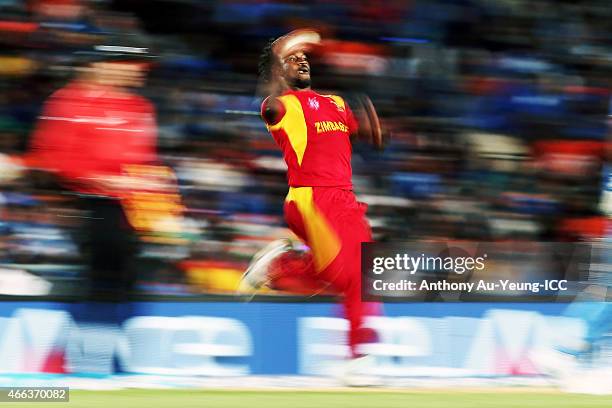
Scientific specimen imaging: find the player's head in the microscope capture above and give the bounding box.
[278,49,311,90]
[258,29,320,94]
[257,38,277,93]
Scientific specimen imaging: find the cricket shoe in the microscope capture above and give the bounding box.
[339,355,383,387]
[530,347,578,384]
[237,238,292,296]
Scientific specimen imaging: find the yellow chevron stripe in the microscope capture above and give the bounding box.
[329,95,345,110]
[267,95,308,166]
[286,187,341,272]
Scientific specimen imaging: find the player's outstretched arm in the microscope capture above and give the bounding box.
[347,94,384,150]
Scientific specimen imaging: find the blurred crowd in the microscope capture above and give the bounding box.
[0,0,609,297]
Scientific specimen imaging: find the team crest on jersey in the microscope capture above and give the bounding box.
[308,97,320,111]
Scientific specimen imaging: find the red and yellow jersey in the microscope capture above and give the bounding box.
[261,89,358,188]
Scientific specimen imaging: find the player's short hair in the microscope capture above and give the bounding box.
[258,38,276,85]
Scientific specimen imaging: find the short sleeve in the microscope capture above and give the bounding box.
[261,96,286,126]
[345,101,359,135]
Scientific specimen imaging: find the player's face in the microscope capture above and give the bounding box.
[280,51,311,89]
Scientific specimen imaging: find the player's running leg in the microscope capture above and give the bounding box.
[237,238,292,292]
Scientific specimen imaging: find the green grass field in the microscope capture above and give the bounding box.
[16,389,612,408]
